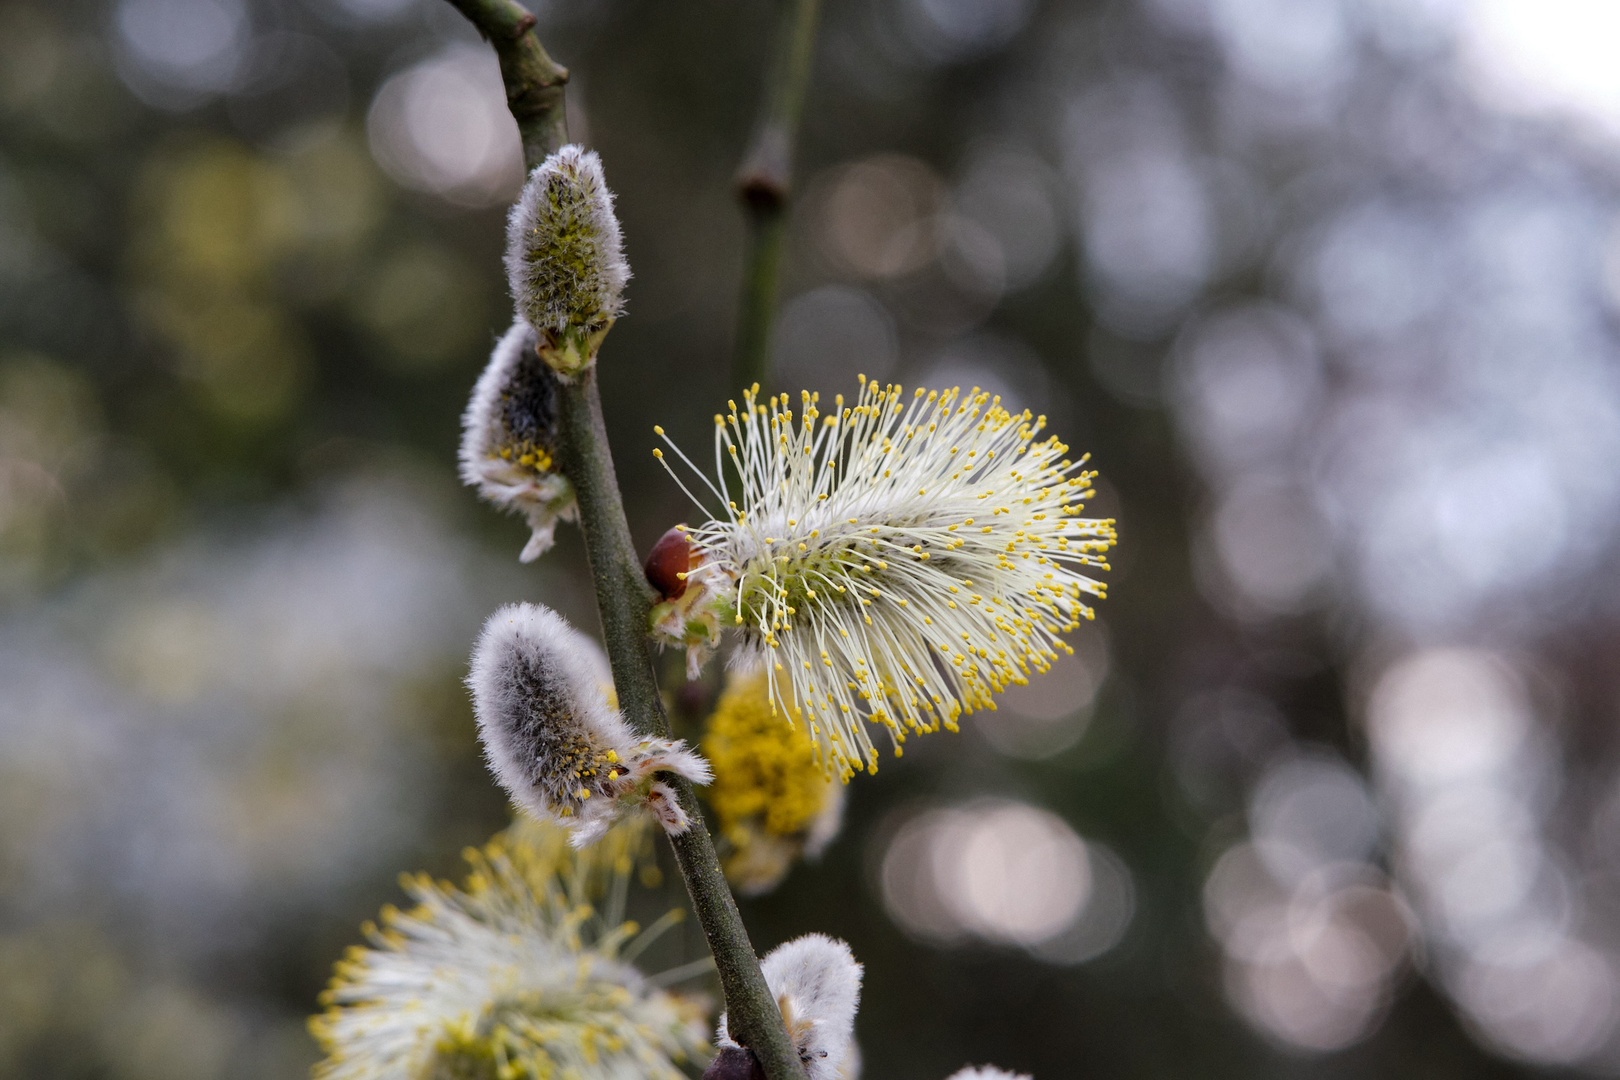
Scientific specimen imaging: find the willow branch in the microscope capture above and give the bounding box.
[731,0,824,394]
[550,375,804,1080]
[441,3,807,1077]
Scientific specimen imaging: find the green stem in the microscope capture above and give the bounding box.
[552,374,804,1078]
[731,0,824,395]
[441,3,807,1077]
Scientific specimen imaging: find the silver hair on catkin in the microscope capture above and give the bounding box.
[460,320,576,562]
[469,602,712,846]
[504,144,629,377]
[944,1069,1032,1080]
[715,933,862,1080]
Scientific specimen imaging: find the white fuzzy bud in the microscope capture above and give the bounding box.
[505,144,629,377]
[469,602,712,846]
[460,321,577,562]
[716,934,862,1080]
[944,1068,1032,1080]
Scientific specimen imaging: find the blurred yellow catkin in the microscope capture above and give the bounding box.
[702,669,845,896]
[309,816,707,1080]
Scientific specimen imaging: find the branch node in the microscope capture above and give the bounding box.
[730,0,823,393]
[737,172,789,210]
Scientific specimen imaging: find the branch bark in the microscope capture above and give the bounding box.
[731,0,824,394]
[441,3,807,1078]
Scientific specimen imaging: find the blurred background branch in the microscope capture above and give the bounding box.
[731,0,822,395]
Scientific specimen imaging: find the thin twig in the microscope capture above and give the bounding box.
[440,3,808,1078]
[647,954,719,988]
[731,0,824,394]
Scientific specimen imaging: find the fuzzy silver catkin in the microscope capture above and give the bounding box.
[504,145,629,376]
[943,1069,1032,1080]
[470,601,630,826]
[716,933,863,1080]
[469,602,712,846]
[460,320,576,562]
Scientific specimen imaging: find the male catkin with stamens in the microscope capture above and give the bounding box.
[652,378,1116,779]
[469,602,711,846]
[505,144,629,377]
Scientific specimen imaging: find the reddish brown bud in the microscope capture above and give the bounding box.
[702,1046,766,1080]
[645,526,694,600]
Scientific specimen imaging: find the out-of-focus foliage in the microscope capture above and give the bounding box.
[7,0,1620,1077]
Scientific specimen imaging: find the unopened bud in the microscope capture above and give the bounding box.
[647,525,726,680]
[505,144,629,377]
[646,525,694,600]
